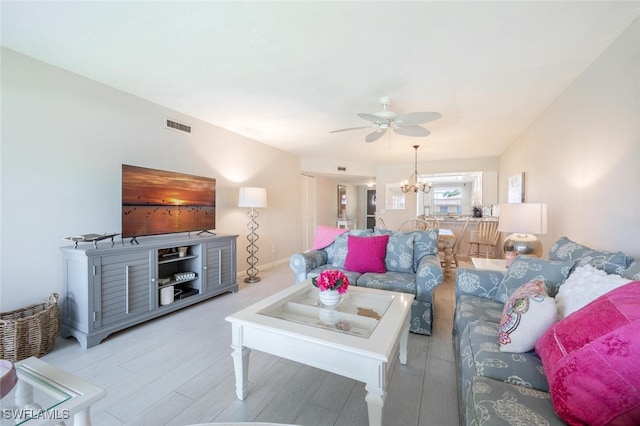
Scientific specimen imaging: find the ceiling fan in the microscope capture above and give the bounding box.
[329,96,442,143]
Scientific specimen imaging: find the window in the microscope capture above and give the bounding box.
[432,186,463,214]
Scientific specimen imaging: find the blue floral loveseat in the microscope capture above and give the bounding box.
[289,228,443,335]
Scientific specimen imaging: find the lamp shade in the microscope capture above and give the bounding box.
[238,187,268,208]
[498,203,547,234]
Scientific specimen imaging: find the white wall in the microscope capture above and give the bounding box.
[314,175,338,228]
[499,17,640,258]
[0,48,302,311]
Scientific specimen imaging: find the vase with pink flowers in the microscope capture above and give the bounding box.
[312,269,350,307]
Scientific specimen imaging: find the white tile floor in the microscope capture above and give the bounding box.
[41,261,465,425]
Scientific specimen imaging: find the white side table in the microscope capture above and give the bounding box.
[471,257,507,272]
[0,357,106,425]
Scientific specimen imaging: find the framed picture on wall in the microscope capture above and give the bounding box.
[337,185,347,218]
[508,173,525,203]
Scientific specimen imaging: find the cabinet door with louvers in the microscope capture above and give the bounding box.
[203,238,237,295]
[93,251,153,328]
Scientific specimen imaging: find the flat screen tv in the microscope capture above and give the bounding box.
[122,164,216,238]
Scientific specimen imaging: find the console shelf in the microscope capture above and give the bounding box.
[158,254,198,264]
[60,233,238,348]
[157,277,198,289]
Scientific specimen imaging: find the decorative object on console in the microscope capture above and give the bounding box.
[160,285,182,306]
[400,145,432,194]
[498,203,547,257]
[64,233,119,249]
[312,269,350,307]
[238,187,268,283]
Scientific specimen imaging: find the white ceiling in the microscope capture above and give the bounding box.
[2,1,639,182]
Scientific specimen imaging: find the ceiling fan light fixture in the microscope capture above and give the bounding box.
[329,96,441,143]
[401,145,432,194]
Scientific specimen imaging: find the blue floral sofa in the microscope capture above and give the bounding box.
[289,228,443,335]
[453,236,639,425]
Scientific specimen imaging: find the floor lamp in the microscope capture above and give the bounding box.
[238,187,268,283]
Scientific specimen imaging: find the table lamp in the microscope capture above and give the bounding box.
[498,203,547,258]
[238,187,268,283]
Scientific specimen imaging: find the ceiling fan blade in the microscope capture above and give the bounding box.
[395,111,442,126]
[329,126,371,133]
[357,112,385,124]
[365,128,387,143]
[393,125,431,137]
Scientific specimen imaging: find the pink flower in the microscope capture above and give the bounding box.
[312,270,350,294]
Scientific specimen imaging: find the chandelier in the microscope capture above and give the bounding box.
[400,145,432,194]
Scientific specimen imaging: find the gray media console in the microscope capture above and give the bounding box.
[60,233,238,348]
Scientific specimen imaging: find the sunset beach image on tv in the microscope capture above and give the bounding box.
[122,164,216,238]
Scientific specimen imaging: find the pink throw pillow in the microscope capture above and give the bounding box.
[535,281,640,425]
[311,225,347,250]
[344,235,389,274]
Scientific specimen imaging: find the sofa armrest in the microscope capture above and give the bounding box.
[455,267,504,301]
[415,255,444,303]
[289,250,328,284]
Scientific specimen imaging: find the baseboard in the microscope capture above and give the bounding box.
[236,257,290,280]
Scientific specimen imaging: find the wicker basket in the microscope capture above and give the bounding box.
[0,293,60,362]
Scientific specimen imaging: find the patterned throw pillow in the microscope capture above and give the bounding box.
[384,233,415,273]
[498,279,557,353]
[494,256,574,303]
[412,229,439,271]
[374,228,439,272]
[623,259,640,280]
[343,234,389,273]
[549,236,633,275]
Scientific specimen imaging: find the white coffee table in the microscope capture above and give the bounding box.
[471,257,507,272]
[225,282,413,426]
[0,356,106,425]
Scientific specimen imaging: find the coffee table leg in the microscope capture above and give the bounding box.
[365,385,385,426]
[231,344,251,400]
[73,408,92,426]
[399,320,410,365]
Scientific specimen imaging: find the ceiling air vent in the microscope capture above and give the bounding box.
[166,119,192,134]
[337,166,347,172]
